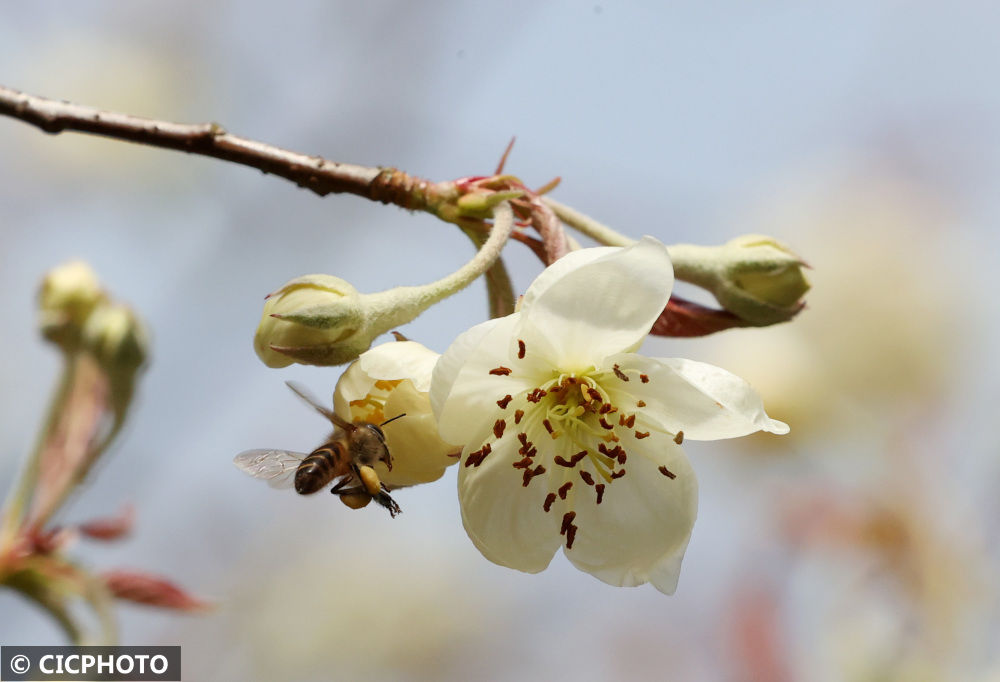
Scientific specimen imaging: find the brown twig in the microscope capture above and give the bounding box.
[0,84,436,207]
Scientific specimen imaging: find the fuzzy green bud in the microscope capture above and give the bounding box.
[38,261,107,349]
[253,202,517,369]
[82,303,149,374]
[254,275,369,368]
[718,235,810,323]
[670,234,809,326]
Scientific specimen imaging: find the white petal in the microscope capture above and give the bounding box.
[519,237,674,370]
[431,314,540,446]
[458,427,562,573]
[335,341,439,409]
[358,340,440,392]
[601,354,789,440]
[430,316,508,420]
[377,380,460,488]
[564,431,697,595]
[332,359,372,414]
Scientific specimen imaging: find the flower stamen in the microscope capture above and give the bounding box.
[560,511,578,549]
[465,443,492,468]
[522,464,545,487]
[658,465,676,479]
[558,481,573,500]
[543,492,556,512]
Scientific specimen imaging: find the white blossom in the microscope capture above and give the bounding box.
[430,237,788,594]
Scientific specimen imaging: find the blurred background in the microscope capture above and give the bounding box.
[1,2,999,680]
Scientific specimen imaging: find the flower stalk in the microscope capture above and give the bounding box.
[0,261,205,644]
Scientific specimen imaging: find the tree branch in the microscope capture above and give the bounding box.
[0,84,436,207]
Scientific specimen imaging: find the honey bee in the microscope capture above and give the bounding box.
[234,382,406,517]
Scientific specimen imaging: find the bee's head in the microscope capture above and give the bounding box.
[371,413,406,471]
[357,422,392,470]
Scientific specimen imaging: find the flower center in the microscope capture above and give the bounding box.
[347,379,402,425]
[469,343,678,551]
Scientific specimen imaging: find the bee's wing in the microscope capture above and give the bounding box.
[233,449,307,489]
[285,381,338,422]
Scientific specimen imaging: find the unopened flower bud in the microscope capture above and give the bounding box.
[456,189,523,217]
[671,234,809,326]
[717,235,810,324]
[254,275,368,368]
[38,260,107,348]
[255,202,516,368]
[82,303,149,374]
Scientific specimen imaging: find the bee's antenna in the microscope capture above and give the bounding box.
[380,413,406,427]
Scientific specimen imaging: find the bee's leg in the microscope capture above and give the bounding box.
[373,486,402,518]
[329,476,353,494]
[331,484,401,518]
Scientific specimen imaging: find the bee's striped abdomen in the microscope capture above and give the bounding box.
[294,443,345,495]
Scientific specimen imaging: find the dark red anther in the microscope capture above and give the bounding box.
[512,456,533,469]
[558,481,573,500]
[610,469,626,480]
[579,470,595,486]
[599,417,614,430]
[526,388,548,403]
[635,431,650,439]
[489,366,512,376]
[517,339,526,359]
[465,443,493,468]
[514,409,524,424]
[673,431,684,445]
[570,450,588,464]
[595,483,605,504]
[560,511,577,535]
[565,524,577,549]
[639,374,649,383]
[554,455,574,467]
[497,394,513,409]
[613,364,629,381]
[543,493,557,512]
[658,465,677,479]
[493,419,506,439]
